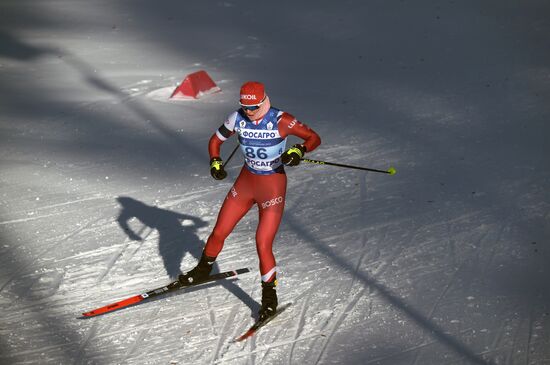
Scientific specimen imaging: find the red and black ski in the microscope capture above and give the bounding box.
[233,303,292,342]
[81,268,251,318]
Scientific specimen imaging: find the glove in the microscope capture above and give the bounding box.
[281,144,306,166]
[210,157,227,180]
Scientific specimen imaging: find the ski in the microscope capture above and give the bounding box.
[233,303,292,342]
[81,268,251,318]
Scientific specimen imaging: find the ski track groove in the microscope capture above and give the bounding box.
[373,221,419,277]
[482,221,507,280]
[314,287,367,365]
[249,315,259,365]
[365,327,482,365]
[364,338,442,365]
[162,186,227,205]
[349,231,369,288]
[287,292,312,365]
[506,305,529,365]
[0,197,117,226]
[409,221,492,365]
[214,333,323,364]
[0,215,105,294]
[309,221,423,365]
[313,231,373,335]
[96,223,153,284]
[206,286,217,337]
[209,303,239,364]
[409,260,467,365]
[122,324,150,363]
[264,324,287,362]
[258,332,275,364]
[446,221,459,268]
[0,212,75,225]
[489,304,518,360]
[249,331,258,365]
[0,341,95,360]
[121,306,161,363]
[6,195,107,216]
[72,318,99,365]
[417,275,458,364]
[313,230,371,365]
[524,307,534,365]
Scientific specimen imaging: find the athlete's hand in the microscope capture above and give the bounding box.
[281,144,306,166]
[210,157,227,180]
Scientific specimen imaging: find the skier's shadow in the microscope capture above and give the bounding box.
[116,197,257,314]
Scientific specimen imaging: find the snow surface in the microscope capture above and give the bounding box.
[1,1,550,364]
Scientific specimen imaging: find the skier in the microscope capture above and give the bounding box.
[179,81,321,321]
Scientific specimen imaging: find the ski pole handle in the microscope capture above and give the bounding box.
[301,158,396,175]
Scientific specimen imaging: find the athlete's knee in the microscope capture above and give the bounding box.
[256,229,274,248]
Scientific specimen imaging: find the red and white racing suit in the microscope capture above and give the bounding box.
[205,107,321,282]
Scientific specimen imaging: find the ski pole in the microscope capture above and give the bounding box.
[222,145,239,168]
[301,158,396,175]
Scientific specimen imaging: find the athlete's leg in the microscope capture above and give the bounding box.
[254,172,286,320]
[204,168,254,258]
[254,172,287,282]
[256,205,285,281]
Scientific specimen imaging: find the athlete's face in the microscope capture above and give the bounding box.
[240,96,265,117]
[244,108,256,117]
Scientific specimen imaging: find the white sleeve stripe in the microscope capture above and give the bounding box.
[216,130,228,141]
[224,111,238,131]
[261,266,278,282]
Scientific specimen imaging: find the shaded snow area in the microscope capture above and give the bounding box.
[1,1,550,364]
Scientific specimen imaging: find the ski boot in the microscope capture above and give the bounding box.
[258,280,278,322]
[178,253,215,285]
